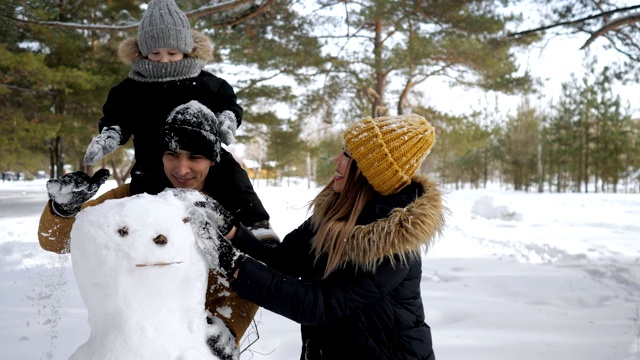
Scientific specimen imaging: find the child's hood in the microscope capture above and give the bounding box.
[118,30,214,65]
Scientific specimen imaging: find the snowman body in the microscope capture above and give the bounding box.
[69,190,218,359]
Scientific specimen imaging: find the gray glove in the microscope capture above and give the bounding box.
[46,169,110,217]
[84,126,122,165]
[217,110,237,145]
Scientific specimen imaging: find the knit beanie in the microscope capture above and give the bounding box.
[138,0,194,57]
[343,114,436,196]
[159,101,235,163]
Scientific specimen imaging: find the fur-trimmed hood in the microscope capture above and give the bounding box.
[341,175,447,272]
[117,30,214,65]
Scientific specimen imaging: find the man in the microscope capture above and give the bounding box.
[38,101,258,359]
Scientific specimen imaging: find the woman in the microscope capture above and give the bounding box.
[195,113,447,359]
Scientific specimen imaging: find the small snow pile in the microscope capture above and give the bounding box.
[471,195,523,221]
[68,189,226,360]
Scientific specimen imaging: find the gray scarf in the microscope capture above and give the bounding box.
[129,58,205,82]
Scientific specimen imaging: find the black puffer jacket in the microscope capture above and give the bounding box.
[231,176,446,359]
[98,32,268,225]
[101,70,241,177]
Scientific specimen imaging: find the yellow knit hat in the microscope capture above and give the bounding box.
[343,114,436,196]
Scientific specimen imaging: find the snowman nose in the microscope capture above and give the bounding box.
[153,234,168,245]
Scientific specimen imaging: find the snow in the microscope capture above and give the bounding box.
[67,190,222,359]
[1,178,639,360]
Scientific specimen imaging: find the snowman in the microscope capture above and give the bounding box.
[68,189,233,359]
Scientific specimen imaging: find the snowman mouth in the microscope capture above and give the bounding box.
[135,261,183,267]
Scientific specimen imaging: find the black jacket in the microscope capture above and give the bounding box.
[231,176,446,359]
[100,71,242,169]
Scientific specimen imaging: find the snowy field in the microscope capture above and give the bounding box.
[0,178,639,360]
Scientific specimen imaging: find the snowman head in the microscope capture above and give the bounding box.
[70,189,210,314]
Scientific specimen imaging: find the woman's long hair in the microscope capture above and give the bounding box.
[309,157,377,278]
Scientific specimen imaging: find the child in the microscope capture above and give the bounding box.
[84,0,277,242]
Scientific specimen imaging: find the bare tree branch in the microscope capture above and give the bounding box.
[211,0,277,27]
[0,83,52,94]
[507,4,640,40]
[580,12,640,49]
[4,0,274,32]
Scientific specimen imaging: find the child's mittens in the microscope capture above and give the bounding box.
[84,126,122,165]
[217,111,237,145]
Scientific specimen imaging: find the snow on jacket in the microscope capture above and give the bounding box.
[37,183,257,343]
[230,175,445,359]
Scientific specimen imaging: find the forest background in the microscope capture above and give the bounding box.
[1,0,640,193]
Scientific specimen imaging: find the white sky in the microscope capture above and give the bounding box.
[0,178,638,359]
[422,33,640,118]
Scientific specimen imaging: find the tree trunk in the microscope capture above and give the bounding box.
[372,19,387,117]
[55,135,64,178]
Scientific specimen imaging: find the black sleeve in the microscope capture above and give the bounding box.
[233,254,411,326]
[216,79,243,128]
[200,72,243,128]
[232,220,315,277]
[98,83,134,145]
[204,148,269,225]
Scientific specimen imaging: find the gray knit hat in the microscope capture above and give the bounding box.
[138,0,194,57]
[160,101,237,163]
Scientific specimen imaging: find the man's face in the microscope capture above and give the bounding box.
[162,150,214,191]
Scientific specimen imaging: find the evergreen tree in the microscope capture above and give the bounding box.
[545,58,635,193]
[305,0,538,121]
[500,99,540,191]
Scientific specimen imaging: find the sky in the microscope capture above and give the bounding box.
[0,177,638,360]
[421,32,640,118]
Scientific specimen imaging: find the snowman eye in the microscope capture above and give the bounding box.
[118,226,129,237]
[183,217,190,223]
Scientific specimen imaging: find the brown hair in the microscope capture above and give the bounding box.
[309,158,377,278]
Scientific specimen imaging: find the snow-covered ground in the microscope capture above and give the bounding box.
[1,178,639,360]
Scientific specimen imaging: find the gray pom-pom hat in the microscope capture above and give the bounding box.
[137,0,194,57]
